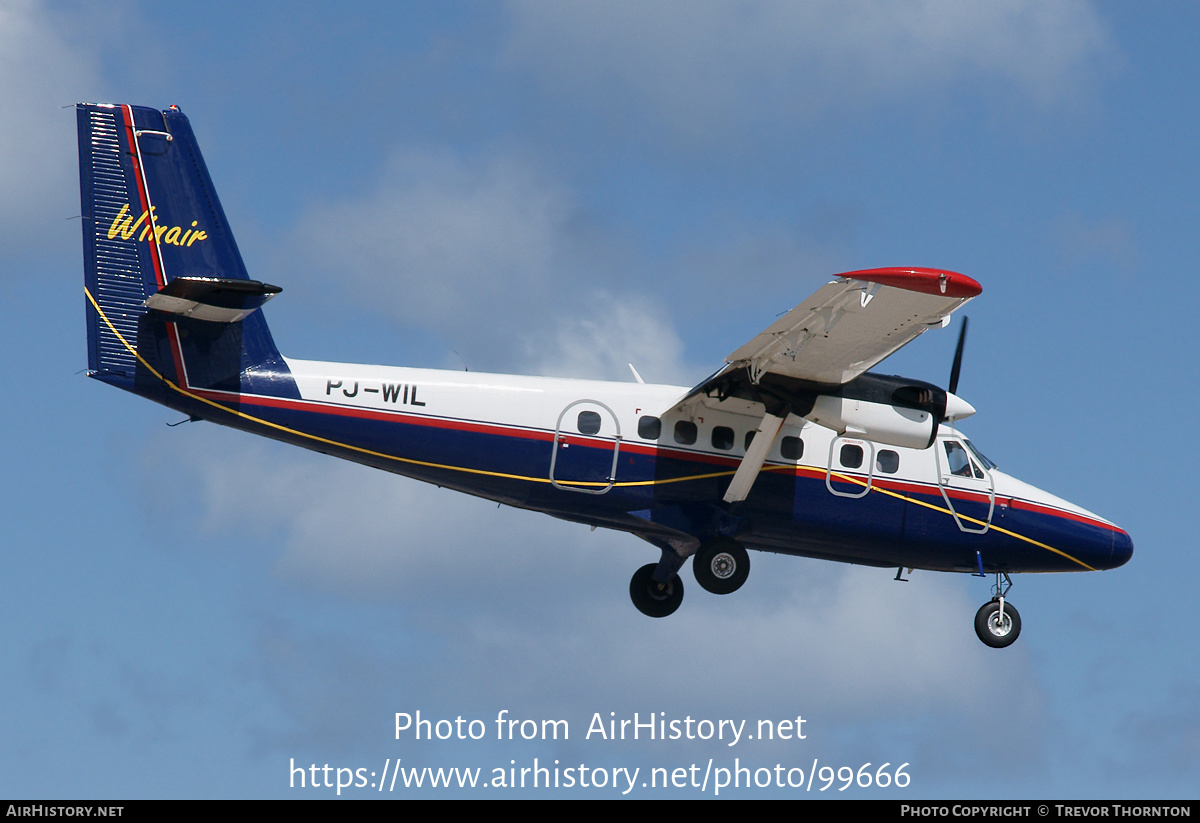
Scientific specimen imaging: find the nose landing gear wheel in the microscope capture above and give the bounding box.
[629,563,684,617]
[692,537,750,595]
[975,599,1021,648]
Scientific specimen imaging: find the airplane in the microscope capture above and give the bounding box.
[76,102,1133,648]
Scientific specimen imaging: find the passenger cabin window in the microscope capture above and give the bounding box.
[638,416,661,440]
[876,449,899,474]
[840,444,864,469]
[576,411,601,435]
[674,421,697,445]
[781,436,803,461]
[744,431,756,450]
[712,426,734,450]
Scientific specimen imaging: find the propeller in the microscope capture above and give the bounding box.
[941,317,975,422]
[948,316,968,396]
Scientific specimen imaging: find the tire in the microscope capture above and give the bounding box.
[974,599,1022,648]
[692,537,750,595]
[629,563,684,618]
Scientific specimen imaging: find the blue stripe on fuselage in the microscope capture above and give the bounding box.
[171,387,1124,575]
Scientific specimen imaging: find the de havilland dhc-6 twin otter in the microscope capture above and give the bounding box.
[77,103,1132,648]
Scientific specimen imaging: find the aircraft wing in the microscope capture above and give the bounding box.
[720,267,979,387]
[670,267,981,503]
[676,267,979,409]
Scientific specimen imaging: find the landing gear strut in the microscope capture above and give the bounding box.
[692,537,750,595]
[629,563,684,617]
[974,571,1021,648]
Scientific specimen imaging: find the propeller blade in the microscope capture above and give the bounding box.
[948,316,968,395]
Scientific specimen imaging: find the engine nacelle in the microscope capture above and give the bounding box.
[805,394,939,450]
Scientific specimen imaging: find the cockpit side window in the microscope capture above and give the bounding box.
[944,441,970,477]
[944,440,983,479]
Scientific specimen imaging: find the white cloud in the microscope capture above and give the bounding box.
[290,149,567,329]
[1052,213,1137,272]
[0,0,107,250]
[142,424,1045,737]
[143,427,629,608]
[527,295,689,384]
[282,146,691,380]
[503,0,1111,130]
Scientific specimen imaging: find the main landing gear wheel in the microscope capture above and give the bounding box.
[692,537,750,595]
[629,563,684,618]
[974,599,1022,648]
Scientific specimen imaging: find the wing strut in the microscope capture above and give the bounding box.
[723,411,787,504]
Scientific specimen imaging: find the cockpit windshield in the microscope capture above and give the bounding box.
[964,439,997,471]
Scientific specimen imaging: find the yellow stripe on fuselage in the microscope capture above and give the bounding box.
[85,287,1094,570]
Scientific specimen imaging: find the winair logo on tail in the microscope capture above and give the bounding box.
[107,205,209,247]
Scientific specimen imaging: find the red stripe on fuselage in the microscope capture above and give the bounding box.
[187,385,1119,535]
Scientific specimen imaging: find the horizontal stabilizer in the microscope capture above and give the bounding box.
[144,277,282,323]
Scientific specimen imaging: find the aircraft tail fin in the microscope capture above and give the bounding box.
[77,103,289,401]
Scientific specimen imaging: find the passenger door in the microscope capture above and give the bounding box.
[550,400,622,494]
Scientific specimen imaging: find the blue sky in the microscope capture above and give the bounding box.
[2,0,1197,798]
